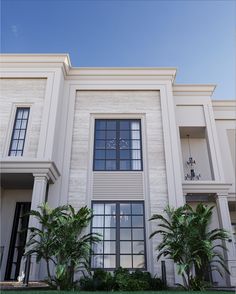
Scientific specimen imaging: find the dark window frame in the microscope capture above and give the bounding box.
[93,119,143,171]
[8,107,30,156]
[90,201,147,271]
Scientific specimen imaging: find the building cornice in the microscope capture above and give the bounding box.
[182,181,232,195]
[0,159,60,183]
[173,84,216,96]
[0,54,177,82]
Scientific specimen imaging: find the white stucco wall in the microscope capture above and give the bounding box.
[0,189,32,281]
[215,121,236,195]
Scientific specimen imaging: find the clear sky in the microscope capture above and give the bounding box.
[1,0,235,99]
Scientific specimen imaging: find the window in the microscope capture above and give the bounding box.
[94,119,142,171]
[91,201,146,270]
[9,108,30,156]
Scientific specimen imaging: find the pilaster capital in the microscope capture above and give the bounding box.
[216,192,229,200]
[33,173,50,182]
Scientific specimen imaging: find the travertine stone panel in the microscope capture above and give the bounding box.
[0,79,46,157]
[69,90,173,281]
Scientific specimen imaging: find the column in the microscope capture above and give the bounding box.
[216,194,236,287]
[26,174,49,281]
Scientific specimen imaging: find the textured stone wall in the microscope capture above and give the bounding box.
[68,90,174,282]
[0,79,46,157]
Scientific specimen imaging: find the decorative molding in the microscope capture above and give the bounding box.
[0,159,60,183]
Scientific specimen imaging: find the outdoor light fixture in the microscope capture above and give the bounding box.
[185,135,201,181]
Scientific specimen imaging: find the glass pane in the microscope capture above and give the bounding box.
[91,255,103,268]
[107,130,116,140]
[120,160,131,170]
[17,109,23,119]
[106,140,116,149]
[17,140,24,150]
[104,255,116,268]
[92,242,103,254]
[131,131,140,140]
[23,110,29,119]
[11,140,18,150]
[105,203,116,215]
[120,215,131,227]
[133,241,144,254]
[21,120,27,129]
[132,203,143,215]
[95,150,105,159]
[13,130,20,139]
[106,160,116,170]
[131,121,140,130]
[133,255,145,268]
[131,150,141,160]
[96,130,106,139]
[120,131,130,139]
[131,140,140,149]
[15,120,21,129]
[120,203,131,214]
[92,228,104,240]
[132,216,143,227]
[93,203,104,215]
[96,120,106,130]
[131,160,141,170]
[120,255,132,268]
[93,216,104,227]
[105,216,116,227]
[106,150,116,159]
[107,120,116,130]
[104,229,116,240]
[120,229,131,240]
[133,229,144,240]
[120,150,130,159]
[95,140,105,149]
[19,130,26,139]
[104,241,116,254]
[120,241,132,254]
[120,120,130,130]
[16,151,22,156]
[119,139,130,149]
[94,160,105,170]
[10,151,16,156]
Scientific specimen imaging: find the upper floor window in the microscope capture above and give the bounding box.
[93,119,142,171]
[8,107,30,156]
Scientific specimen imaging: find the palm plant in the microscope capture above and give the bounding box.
[25,203,100,290]
[149,203,229,290]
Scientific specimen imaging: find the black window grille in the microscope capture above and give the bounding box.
[9,108,30,156]
[91,201,146,270]
[93,119,142,171]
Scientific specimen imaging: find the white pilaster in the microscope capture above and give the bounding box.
[27,174,49,281]
[216,194,236,287]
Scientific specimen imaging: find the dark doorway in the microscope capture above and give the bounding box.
[5,202,31,280]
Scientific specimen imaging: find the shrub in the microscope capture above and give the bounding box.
[80,269,114,291]
[79,267,166,291]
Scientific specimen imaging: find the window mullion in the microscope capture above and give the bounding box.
[116,202,120,268]
[116,120,119,170]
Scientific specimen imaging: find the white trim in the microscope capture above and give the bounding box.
[0,159,60,183]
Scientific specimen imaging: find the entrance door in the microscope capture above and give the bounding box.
[5,202,31,280]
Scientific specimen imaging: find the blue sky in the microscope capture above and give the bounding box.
[1,0,235,99]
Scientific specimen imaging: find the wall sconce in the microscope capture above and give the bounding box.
[185,135,201,181]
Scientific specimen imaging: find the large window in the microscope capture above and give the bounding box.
[93,119,142,171]
[91,201,146,270]
[9,108,30,156]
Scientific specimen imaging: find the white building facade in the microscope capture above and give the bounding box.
[0,54,235,287]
